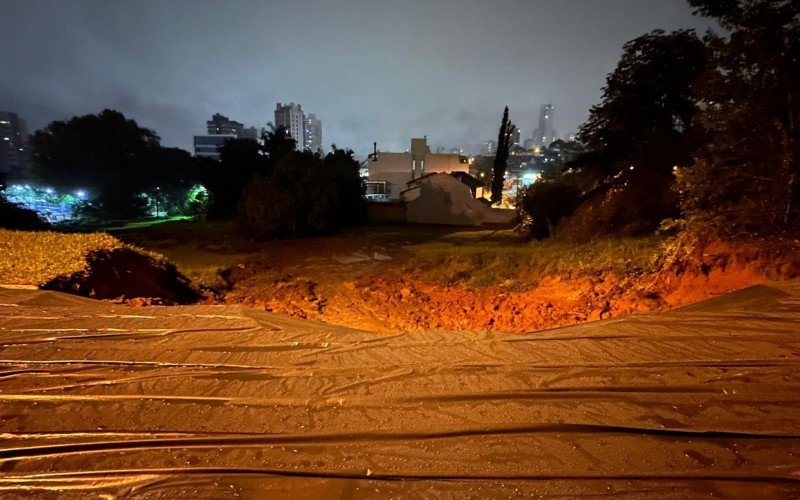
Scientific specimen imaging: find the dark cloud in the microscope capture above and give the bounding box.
[0,0,716,155]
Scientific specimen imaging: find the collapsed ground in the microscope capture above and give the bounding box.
[117,221,800,333]
[4,221,799,333]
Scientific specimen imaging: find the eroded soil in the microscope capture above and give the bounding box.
[223,234,800,333]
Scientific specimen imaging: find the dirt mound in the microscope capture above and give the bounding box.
[224,235,800,333]
[42,247,199,304]
[228,270,663,333]
[654,236,800,307]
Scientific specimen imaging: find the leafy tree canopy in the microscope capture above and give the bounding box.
[237,134,365,239]
[679,0,800,233]
[580,29,707,175]
[28,109,202,219]
[29,109,161,192]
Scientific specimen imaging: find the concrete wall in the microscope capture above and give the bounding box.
[367,201,407,223]
[423,154,468,174]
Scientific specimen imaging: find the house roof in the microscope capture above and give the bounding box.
[449,171,482,190]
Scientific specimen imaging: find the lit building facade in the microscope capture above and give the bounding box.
[206,113,244,136]
[304,113,323,153]
[0,111,29,180]
[367,137,470,200]
[533,104,556,147]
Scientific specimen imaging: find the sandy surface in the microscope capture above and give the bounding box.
[0,284,799,498]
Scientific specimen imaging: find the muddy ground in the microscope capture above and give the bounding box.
[220,231,800,333]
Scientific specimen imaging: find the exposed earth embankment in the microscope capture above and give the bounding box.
[224,233,800,333]
[4,225,800,333]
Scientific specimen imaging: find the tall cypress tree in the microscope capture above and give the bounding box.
[491,106,516,205]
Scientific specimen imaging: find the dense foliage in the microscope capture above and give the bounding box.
[29,109,197,220]
[678,0,800,235]
[520,0,800,240]
[0,199,48,230]
[199,137,270,219]
[237,130,366,239]
[516,180,581,239]
[580,30,707,176]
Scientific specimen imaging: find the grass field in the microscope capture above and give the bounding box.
[109,220,259,290]
[110,219,666,291]
[1,218,666,292]
[402,231,664,288]
[0,229,123,285]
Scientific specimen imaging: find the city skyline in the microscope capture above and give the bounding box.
[1,0,716,156]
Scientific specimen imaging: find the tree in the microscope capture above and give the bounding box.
[557,30,707,238]
[516,181,582,239]
[679,0,800,233]
[580,30,707,176]
[491,106,516,204]
[322,147,367,227]
[237,131,366,240]
[29,109,165,219]
[201,137,269,219]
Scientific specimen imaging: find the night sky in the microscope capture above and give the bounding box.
[1,0,716,156]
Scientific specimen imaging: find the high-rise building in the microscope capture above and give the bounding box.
[206,113,244,136]
[274,102,305,151]
[304,113,322,152]
[509,123,521,146]
[0,112,29,180]
[533,104,555,147]
[194,113,253,159]
[194,135,236,158]
[239,126,260,141]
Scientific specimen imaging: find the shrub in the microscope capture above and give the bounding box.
[238,174,301,238]
[677,112,794,237]
[0,199,49,230]
[516,181,582,239]
[237,148,365,240]
[556,169,679,242]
